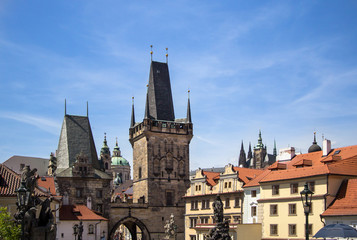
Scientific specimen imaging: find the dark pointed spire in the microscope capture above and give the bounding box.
[247,142,252,159]
[130,97,135,128]
[186,90,192,123]
[273,139,277,156]
[313,132,317,144]
[150,45,153,62]
[239,140,247,167]
[146,61,175,121]
[100,133,110,155]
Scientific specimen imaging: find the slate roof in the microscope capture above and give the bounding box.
[59,205,108,221]
[55,167,112,179]
[3,155,49,176]
[56,115,100,172]
[146,61,175,121]
[321,179,357,217]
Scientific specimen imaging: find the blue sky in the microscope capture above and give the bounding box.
[1,1,357,170]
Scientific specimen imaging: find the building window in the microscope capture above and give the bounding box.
[224,182,228,188]
[202,199,210,209]
[289,204,296,215]
[190,235,196,240]
[88,224,94,234]
[270,204,278,216]
[290,183,298,194]
[251,206,257,217]
[97,204,103,213]
[234,197,240,208]
[105,162,108,170]
[76,188,83,198]
[225,198,230,208]
[200,217,209,224]
[166,191,174,206]
[96,189,103,198]
[307,181,315,192]
[272,185,279,195]
[233,216,241,224]
[228,182,232,188]
[191,200,198,210]
[306,224,313,236]
[289,224,296,236]
[189,218,197,228]
[138,167,142,179]
[270,224,278,236]
[251,190,257,197]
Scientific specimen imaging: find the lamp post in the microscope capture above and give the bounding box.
[15,181,30,240]
[300,183,314,240]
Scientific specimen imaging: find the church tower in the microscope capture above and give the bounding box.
[253,130,267,169]
[129,60,193,207]
[100,133,112,173]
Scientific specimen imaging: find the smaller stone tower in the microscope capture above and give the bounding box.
[100,133,112,173]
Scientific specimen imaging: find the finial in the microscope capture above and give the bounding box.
[132,96,134,105]
[188,89,190,98]
[166,47,168,63]
[116,137,118,146]
[104,132,107,140]
[86,101,88,117]
[150,45,153,61]
[65,99,67,115]
[313,131,317,144]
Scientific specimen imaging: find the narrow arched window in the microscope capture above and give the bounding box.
[88,224,94,234]
[139,167,142,179]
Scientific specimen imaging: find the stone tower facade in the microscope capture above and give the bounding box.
[129,61,193,206]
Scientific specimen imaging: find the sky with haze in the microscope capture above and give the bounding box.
[1,1,357,170]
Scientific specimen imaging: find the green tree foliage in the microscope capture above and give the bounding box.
[0,207,21,240]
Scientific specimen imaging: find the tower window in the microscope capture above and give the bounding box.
[105,162,108,170]
[166,191,174,206]
[139,167,142,179]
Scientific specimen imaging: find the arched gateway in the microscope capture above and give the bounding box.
[110,216,150,240]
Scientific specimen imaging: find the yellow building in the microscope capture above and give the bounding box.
[185,164,264,240]
[257,142,357,239]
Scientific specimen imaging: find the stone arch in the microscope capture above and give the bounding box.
[110,216,151,240]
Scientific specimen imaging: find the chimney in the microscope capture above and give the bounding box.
[276,147,296,162]
[323,139,331,156]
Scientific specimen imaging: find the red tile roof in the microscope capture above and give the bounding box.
[37,177,57,196]
[322,178,357,217]
[202,171,220,186]
[0,164,57,197]
[233,167,264,184]
[259,145,357,183]
[0,164,20,196]
[59,205,108,221]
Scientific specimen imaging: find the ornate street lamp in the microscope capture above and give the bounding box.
[73,224,79,240]
[15,181,30,240]
[300,183,314,240]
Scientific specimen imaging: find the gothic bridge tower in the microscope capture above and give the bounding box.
[129,60,193,206]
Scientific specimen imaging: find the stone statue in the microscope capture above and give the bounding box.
[213,195,224,223]
[164,213,177,239]
[23,207,37,240]
[78,220,84,240]
[205,195,231,240]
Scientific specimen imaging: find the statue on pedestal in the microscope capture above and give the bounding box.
[205,195,231,240]
[164,213,177,239]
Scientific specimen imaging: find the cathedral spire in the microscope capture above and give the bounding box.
[239,140,247,167]
[186,90,192,123]
[256,130,264,149]
[273,139,277,156]
[130,97,135,128]
[247,142,252,159]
